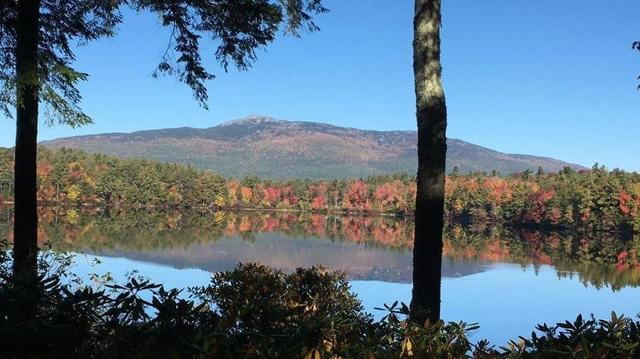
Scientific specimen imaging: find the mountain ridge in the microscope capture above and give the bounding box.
[41,115,586,179]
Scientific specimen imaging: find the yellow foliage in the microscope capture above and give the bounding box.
[67,184,80,202]
[66,209,79,224]
[84,175,96,188]
[401,337,414,357]
[213,211,225,224]
[214,194,226,208]
[304,349,321,359]
[67,161,82,172]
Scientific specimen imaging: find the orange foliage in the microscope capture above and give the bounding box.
[343,181,371,211]
[240,187,253,204]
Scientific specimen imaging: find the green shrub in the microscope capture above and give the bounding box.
[1,252,640,358]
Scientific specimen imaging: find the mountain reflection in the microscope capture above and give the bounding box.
[97,234,494,283]
[1,207,638,289]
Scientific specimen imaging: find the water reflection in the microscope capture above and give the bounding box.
[1,207,638,290]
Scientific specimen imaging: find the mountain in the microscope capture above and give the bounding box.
[41,115,585,179]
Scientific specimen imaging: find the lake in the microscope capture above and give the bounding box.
[4,208,640,345]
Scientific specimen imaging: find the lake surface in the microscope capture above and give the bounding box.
[5,208,640,345]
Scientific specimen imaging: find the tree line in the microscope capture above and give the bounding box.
[1,0,330,325]
[8,207,638,290]
[1,0,635,332]
[1,147,638,234]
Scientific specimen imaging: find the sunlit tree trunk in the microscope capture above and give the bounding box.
[13,0,41,302]
[410,0,447,324]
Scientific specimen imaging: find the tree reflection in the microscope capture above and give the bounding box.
[0,207,637,290]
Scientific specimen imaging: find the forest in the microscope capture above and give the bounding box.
[4,0,640,356]
[3,207,637,290]
[3,207,640,356]
[1,147,638,234]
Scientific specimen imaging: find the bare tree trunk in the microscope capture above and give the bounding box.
[13,0,40,305]
[410,0,447,324]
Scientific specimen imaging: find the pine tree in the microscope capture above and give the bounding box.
[0,0,326,316]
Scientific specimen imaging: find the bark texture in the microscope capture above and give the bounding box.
[13,0,41,295]
[410,0,447,323]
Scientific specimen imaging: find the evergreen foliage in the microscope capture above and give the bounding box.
[1,148,639,234]
[1,252,639,358]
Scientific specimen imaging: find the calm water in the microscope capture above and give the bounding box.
[6,208,640,345]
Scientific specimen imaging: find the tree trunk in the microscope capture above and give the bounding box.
[410,0,447,324]
[13,0,40,299]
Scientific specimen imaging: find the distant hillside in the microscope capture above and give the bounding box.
[42,115,585,179]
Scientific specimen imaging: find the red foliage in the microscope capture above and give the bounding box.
[311,194,327,210]
[344,180,371,211]
[549,206,562,225]
[263,187,282,206]
[617,250,629,265]
[311,183,328,210]
[581,210,591,223]
[619,190,632,215]
[523,189,556,223]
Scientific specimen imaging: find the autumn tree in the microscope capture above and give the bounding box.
[194,171,227,208]
[410,0,447,323]
[0,0,326,310]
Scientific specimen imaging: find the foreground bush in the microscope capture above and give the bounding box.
[1,253,640,358]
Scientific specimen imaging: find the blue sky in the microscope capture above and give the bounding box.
[1,0,639,170]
